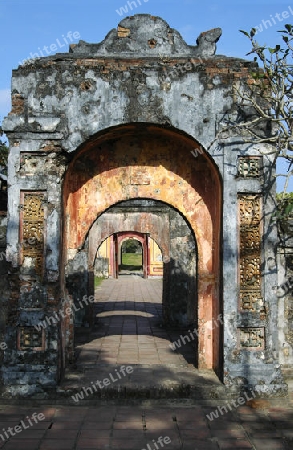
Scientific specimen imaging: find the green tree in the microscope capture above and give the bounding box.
[124,239,141,253]
[216,25,293,193]
[276,191,293,217]
[0,126,8,175]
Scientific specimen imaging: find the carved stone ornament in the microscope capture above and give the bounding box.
[238,157,261,178]
[20,192,45,278]
[17,326,45,351]
[238,194,263,312]
[238,327,265,350]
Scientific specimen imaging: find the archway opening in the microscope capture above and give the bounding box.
[72,198,199,372]
[62,123,222,375]
[94,231,164,279]
[120,238,143,274]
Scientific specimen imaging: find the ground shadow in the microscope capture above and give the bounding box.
[119,264,143,271]
[74,294,198,368]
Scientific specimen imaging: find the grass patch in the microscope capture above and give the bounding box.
[122,253,142,266]
[94,276,104,289]
[120,253,142,271]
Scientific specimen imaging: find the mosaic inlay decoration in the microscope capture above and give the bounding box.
[238,194,263,312]
[238,157,261,178]
[20,192,45,278]
[17,327,45,351]
[238,327,265,350]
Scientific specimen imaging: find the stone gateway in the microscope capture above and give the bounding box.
[2,14,289,397]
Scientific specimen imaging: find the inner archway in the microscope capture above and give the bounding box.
[89,199,197,325]
[73,198,199,370]
[120,237,143,275]
[63,123,222,373]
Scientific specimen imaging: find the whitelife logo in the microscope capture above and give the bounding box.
[142,436,171,450]
[116,0,149,17]
[19,31,81,65]
[254,6,293,34]
[169,314,227,351]
[34,295,95,331]
[71,365,134,402]
[206,391,256,421]
[0,413,45,442]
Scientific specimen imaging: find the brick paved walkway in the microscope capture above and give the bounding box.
[0,402,292,449]
[61,277,224,394]
[1,278,293,449]
[77,276,196,366]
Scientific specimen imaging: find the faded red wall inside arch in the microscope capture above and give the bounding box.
[63,124,222,370]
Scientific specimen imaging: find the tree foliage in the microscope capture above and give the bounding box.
[123,239,141,253]
[219,25,293,193]
[0,126,8,174]
[276,191,293,219]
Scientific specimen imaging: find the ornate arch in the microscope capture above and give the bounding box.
[63,123,222,369]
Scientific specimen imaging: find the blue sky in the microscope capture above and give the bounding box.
[0,0,292,190]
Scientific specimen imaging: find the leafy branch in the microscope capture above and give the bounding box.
[0,126,8,176]
[218,25,293,193]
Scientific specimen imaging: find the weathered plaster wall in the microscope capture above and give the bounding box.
[1,14,285,396]
[168,207,197,326]
[0,214,8,369]
[277,216,293,375]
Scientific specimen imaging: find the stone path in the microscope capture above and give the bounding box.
[1,277,293,449]
[77,276,196,366]
[61,277,225,397]
[0,402,292,449]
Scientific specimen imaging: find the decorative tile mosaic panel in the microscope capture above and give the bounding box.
[17,327,45,351]
[238,327,265,350]
[238,195,263,312]
[20,192,45,277]
[238,157,261,177]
